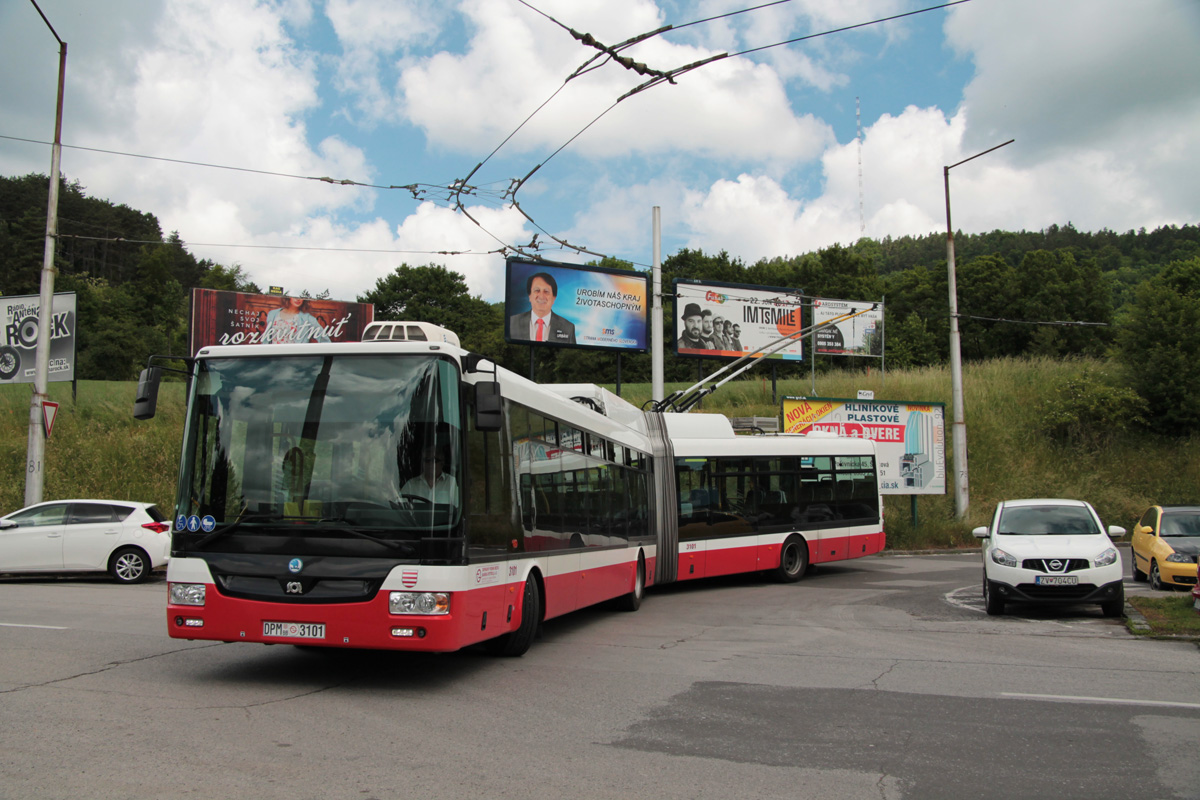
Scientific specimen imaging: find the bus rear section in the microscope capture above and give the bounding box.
[660,414,884,582]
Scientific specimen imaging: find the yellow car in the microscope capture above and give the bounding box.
[1131,505,1200,590]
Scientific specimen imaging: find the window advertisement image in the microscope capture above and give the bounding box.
[674,279,803,360]
[503,258,648,352]
[812,297,884,357]
[782,396,946,495]
[0,292,76,384]
[189,288,375,356]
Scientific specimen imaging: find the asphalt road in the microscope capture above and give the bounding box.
[0,550,1197,800]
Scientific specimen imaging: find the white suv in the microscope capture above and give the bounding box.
[973,499,1125,617]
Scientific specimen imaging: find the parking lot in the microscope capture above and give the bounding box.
[1,549,1198,800]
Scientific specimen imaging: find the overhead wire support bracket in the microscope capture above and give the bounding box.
[652,304,879,414]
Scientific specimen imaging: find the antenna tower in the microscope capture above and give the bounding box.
[857,97,864,237]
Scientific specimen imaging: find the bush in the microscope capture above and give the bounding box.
[1037,367,1147,448]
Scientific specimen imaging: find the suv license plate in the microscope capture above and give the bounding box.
[263,621,326,639]
[1035,575,1078,586]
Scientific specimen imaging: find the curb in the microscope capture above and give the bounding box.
[1124,601,1152,634]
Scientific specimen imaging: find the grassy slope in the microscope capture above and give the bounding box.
[4,357,1195,550]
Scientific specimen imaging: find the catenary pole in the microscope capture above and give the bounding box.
[944,138,1013,521]
[651,207,663,402]
[25,0,67,506]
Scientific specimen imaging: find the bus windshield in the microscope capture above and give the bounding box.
[175,353,462,557]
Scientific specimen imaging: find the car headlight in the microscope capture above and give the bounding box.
[990,548,1018,568]
[1094,547,1119,567]
[389,591,450,615]
[169,582,206,606]
[1165,552,1195,563]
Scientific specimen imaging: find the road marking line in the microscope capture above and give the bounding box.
[1002,692,1200,710]
[0,622,69,630]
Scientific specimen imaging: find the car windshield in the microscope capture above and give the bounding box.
[1160,512,1200,536]
[997,505,1100,535]
[175,353,462,557]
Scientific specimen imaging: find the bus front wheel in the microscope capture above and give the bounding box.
[774,535,809,583]
[489,575,541,657]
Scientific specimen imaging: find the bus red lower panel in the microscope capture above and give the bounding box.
[167,583,516,653]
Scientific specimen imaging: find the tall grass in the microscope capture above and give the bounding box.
[4,357,1197,551]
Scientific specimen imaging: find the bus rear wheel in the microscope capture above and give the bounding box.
[773,535,809,583]
[488,575,541,657]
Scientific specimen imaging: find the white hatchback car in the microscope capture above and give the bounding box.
[0,500,170,583]
[973,498,1125,617]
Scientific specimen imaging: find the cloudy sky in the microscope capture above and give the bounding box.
[1,0,1197,303]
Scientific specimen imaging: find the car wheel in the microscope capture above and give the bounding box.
[773,534,809,583]
[1149,560,1165,591]
[614,554,645,612]
[984,578,1004,616]
[110,547,151,584]
[1131,555,1147,582]
[1101,585,1125,618]
[487,575,540,657]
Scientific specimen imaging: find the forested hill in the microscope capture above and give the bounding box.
[3,172,1200,435]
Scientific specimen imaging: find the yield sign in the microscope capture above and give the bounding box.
[42,401,59,438]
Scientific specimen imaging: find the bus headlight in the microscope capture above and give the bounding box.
[170,582,206,606]
[389,592,450,615]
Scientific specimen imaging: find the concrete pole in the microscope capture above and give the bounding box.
[25,31,67,507]
[943,139,1014,522]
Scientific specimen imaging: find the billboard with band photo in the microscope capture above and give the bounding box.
[674,279,803,360]
[0,292,76,384]
[503,258,648,352]
[189,289,375,356]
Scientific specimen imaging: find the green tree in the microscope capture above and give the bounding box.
[1116,257,1200,434]
[358,263,497,355]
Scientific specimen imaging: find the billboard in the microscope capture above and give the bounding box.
[674,279,804,360]
[0,293,76,384]
[782,396,946,496]
[504,258,648,352]
[812,298,884,357]
[189,289,375,356]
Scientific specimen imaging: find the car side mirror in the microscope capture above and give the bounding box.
[972,526,990,539]
[133,367,161,420]
[1107,525,1126,539]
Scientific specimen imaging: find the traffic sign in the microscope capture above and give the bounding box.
[42,401,59,438]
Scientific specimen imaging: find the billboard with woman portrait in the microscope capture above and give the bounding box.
[188,289,375,356]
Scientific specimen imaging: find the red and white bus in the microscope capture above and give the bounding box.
[136,320,883,656]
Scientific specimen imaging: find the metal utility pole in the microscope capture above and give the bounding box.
[25,0,67,506]
[651,206,663,402]
[944,138,1013,521]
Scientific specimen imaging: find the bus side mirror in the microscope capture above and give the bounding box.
[474,381,502,432]
[134,367,161,420]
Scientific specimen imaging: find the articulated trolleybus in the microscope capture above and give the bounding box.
[135,320,883,656]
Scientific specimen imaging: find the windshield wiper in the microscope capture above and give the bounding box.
[318,518,417,554]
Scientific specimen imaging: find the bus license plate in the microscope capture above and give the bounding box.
[263,621,326,639]
[1035,575,1078,586]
